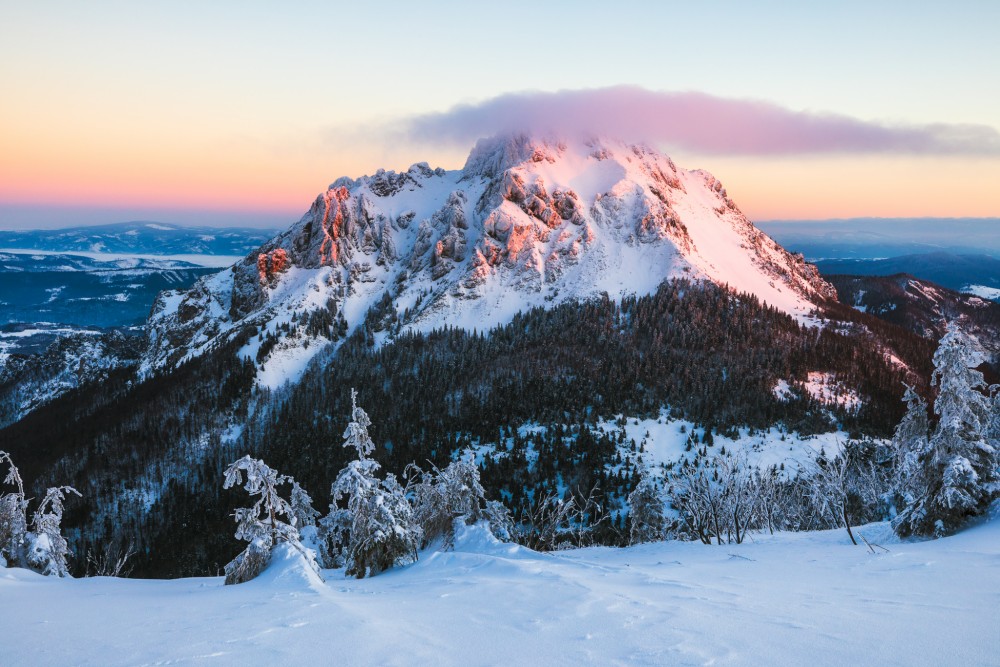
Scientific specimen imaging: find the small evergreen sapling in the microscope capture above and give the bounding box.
[321,390,421,578]
[628,471,668,545]
[290,481,320,530]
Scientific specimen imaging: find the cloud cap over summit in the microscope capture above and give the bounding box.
[400,87,1000,157]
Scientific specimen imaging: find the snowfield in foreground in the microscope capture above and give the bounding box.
[2,517,999,667]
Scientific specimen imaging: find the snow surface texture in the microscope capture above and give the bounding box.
[2,517,999,666]
[142,134,836,388]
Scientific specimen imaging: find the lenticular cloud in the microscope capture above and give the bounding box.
[400,87,1000,156]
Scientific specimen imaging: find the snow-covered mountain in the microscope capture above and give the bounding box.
[145,134,836,386]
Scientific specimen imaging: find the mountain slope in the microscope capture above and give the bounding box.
[0,329,143,427]
[825,273,1000,369]
[145,135,836,386]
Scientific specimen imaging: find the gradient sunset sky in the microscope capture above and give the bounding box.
[1,0,998,229]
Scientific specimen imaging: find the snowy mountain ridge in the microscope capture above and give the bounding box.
[143,134,837,386]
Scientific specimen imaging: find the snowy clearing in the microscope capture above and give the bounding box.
[964,284,1000,301]
[2,516,998,666]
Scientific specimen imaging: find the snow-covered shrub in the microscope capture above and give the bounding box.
[483,499,514,542]
[85,540,137,578]
[222,455,320,585]
[893,324,999,538]
[320,390,420,578]
[667,453,787,545]
[669,460,722,544]
[628,472,669,545]
[514,492,577,551]
[801,451,868,545]
[405,457,511,548]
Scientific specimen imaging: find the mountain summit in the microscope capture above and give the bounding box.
[144,134,836,385]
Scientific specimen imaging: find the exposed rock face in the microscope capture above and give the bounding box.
[141,134,838,385]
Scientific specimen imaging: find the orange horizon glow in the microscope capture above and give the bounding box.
[3,141,998,223]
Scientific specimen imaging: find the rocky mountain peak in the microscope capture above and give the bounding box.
[142,134,838,386]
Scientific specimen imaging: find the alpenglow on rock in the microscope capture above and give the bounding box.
[143,134,837,387]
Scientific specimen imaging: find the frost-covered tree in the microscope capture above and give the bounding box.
[222,455,320,585]
[290,480,320,530]
[894,324,999,538]
[1,452,80,576]
[628,471,668,545]
[988,386,1000,445]
[26,486,81,577]
[321,390,420,578]
[405,457,511,548]
[0,451,29,569]
[802,452,861,545]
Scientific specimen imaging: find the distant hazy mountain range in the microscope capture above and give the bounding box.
[757,218,1000,260]
[813,253,1000,298]
[0,221,281,258]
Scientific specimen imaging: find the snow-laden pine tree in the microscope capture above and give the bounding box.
[290,480,320,531]
[321,390,420,578]
[222,456,321,585]
[26,486,81,577]
[893,323,999,537]
[405,457,512,548]
[890,385,931,513]
[628,471,668,545]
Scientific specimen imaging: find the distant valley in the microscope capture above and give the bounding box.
[0,221,280,258]
[0,252,218,329]
[813,253,1000,300]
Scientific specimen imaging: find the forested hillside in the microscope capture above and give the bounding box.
[0,280,934,577]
